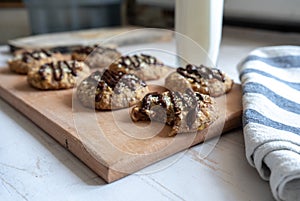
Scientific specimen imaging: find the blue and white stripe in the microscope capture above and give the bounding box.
[238,46,300,201]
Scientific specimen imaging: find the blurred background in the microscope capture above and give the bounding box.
[1,0,300,44]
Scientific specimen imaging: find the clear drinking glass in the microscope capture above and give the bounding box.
[175,0,224,66]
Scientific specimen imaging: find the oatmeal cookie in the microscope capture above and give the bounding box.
[71,45,121,68]
[27,60,90,90]
[165,64,233,97]
[131,88,218,136]
[77,70,149,110]
[8,49,65,74]
[109,54,169,81]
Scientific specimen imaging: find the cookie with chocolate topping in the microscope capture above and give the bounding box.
[165,64,233,97]
[71,45,121,68]
[8,49,65,74]
[77,70,149,110]
[109,54,169,81]
[131,89,218,136]
[27,60,90,90]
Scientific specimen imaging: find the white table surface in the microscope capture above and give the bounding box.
[1,26,300,201]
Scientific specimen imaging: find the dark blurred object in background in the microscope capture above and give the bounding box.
[0,0,30,44]
[126,0,174,29]
[24,0,121,35]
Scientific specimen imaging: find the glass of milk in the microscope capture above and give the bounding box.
[175,0,224,66]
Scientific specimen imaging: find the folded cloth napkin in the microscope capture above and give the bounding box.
[238,46,300,201]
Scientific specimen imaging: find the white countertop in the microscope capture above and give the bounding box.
[1,26,300,201]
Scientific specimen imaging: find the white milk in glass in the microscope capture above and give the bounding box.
[175,0,224,66]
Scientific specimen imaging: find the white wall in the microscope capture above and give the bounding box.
[0,8,30,45]
[224,0,300,24]
[137,0,300,25]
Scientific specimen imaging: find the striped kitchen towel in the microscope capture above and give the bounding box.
[238,46,300,201]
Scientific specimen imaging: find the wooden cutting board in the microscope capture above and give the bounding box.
[0,67,242,183]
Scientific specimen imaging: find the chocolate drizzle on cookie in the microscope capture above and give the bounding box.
[101,70,124,89]
[177,64,225,82]
[141,92,163,111]
[117,54,162,70]
[92,70,147,102]
[54,62,63,81]
[66,61,79,76]
[138,89,202,128]
[38,61,82,81]
[21,49,54,63]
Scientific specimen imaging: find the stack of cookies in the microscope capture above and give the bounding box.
[8,44,234,136]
